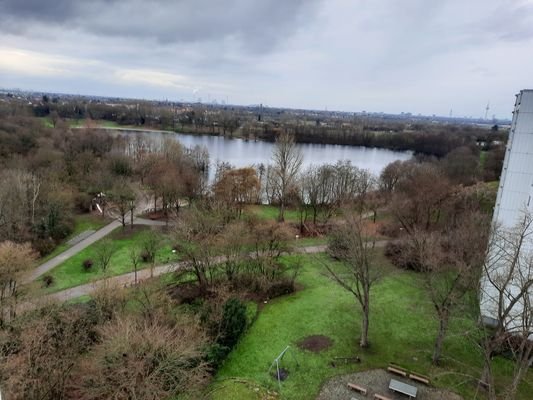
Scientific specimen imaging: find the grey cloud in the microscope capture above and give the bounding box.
[0,0,320,53]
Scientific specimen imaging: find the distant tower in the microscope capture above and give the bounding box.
[449,109,453,118]
[484,101,490,120]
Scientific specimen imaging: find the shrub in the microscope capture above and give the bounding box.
[33,237,56,256]
[219,298,247,349]
[266,279,295,299]
[205,342,230,369]
[42,275,54,288]
[384,240,423,271]
[140,250,153,263]
[82,259,94,271]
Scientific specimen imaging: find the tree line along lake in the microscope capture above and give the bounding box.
[113,128,413,180]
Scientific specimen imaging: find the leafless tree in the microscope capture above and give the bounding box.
[140,231,161,278]
[109,180,136,229]
[95,238,116,273]
[173,206,221,291]
[129,246,142,285]
[324,215,381,347]
[213,167,260,218]
[271,132,302,222]
[412,211,490,365]
[478,211,533,399]
[69,315,209,400]
[1,306,92,400]
[0,241,37,326]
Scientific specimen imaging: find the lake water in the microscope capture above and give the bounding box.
[119,129,412,177]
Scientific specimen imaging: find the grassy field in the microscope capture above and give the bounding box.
[40,226,177,293]
[209,252,531,400]
[246,205,301,223]
[39,214,110,263]
[39,117,122,129]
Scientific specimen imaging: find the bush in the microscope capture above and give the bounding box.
[266,279,295,299]
[384,240,423,271]
[33,237,56,256]
[219,298,247,349]
[140,250,153,263]
[205,342,230,369]
[82,259,94,271]
[42,275,54,288]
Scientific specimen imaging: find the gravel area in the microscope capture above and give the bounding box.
[317,369,463,400]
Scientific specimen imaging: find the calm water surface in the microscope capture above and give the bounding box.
[123,130,412,177]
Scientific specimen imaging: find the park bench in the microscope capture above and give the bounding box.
[374,394,393,400]
[347,382,368,395]
[387,364,408,377]
[409,373,430,385]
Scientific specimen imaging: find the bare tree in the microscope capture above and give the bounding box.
[412,211,490,365]
[70,315,209,400]
[271,132,302,222]
[0,241,37,325]
[95,239,116,273]
[140,231,161,278]
[324,215,380,347]
[109,181,136,229]
[129,247,142,285]
[479,212,533,399]
[173,206,221,291]
[1,306,93,400]
[213,167,260,218]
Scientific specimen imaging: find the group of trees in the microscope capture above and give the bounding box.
[1,104,525,399]
[174,202,296,297]
[0,283,211,400]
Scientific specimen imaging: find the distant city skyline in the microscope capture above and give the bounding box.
[1,0,532,119]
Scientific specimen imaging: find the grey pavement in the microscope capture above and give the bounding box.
[19,240,389,313]
[24,217,170,283]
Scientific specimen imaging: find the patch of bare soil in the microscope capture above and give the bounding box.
[297,335,333,353]
[317,369,463,400]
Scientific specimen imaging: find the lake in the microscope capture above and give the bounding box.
[117,129,412,178]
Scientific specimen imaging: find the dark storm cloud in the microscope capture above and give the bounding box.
[0,0,320,52]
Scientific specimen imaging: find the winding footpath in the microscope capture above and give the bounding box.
[19,242,388,314]
[23,217,167,283]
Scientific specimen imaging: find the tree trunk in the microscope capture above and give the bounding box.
[479,348,496,400]
[360,306,369,348]
[432,313,449,365]
[279,199,285,222]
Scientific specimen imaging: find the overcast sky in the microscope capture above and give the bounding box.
[1,0,532,118]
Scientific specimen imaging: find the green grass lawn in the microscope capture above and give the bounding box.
[210,252,531,400]
[246,205,301,223]
[39,214,110,263]
[39,116,123,129]
[40,226,177,293]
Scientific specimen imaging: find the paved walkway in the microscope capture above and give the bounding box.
[19,240,388,313]
[24,217,168,283]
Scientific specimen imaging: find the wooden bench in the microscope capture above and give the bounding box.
[347,382,367,395]
[387,365,407,377]
[374,394,392,400]
[409,373,430,385]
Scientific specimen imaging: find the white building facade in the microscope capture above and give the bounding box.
[480,89,533,331]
